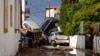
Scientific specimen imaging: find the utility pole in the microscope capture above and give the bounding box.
[48,0,51,19]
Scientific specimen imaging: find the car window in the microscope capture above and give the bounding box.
[23,23,30,29]
[55,32,64,35]
[50,33,54,36]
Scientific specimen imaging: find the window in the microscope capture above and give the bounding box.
[10,5,13,27]
[4,0,8,33]
[14,0,17,33]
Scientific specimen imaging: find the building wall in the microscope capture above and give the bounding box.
[70,35,85,49]
[0,0,21,56]
[22,0,26,23]
[93,36,100,54]
[0,0,5,56]
[46,9,55,17]
[46,7,60,19]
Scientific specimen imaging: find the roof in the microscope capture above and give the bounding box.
[46,6,60,9]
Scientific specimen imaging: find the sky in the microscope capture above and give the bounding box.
[27,0,61,24]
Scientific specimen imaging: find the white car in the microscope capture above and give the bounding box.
[22,20,40,30]
[48,31,69,45]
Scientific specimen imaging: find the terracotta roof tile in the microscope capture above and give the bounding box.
[46,6,60,9]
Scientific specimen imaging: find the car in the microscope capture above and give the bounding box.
[48,31,69,46]
[22,20,40,30]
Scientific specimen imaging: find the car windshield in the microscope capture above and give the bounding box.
[24,23,30,28]
[55,32,64,35]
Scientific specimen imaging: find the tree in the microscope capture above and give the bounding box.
[59,0,100,35]
[59,0,68,33]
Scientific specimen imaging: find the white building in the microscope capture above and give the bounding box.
[22,0,26,23]
[45,6,61,32]
[0,0,21,56]
[22,0,30,22]
[22,0,36,29]
[46,6,60,19]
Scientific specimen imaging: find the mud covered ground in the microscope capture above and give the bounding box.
[16,46,100,56]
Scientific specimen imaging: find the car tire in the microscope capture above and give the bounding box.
[51,40,56,47]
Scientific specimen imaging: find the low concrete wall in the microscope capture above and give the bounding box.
[69,49,85,56]
[93,36,100,54]
[70,35,85,49]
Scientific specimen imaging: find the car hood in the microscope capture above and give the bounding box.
[23,20,40,29]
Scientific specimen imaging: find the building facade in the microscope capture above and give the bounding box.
[0,0,21,56]
[46,6,60,19]
[22,0,30,22]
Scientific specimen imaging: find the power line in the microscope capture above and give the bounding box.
[28,3,46,14]
[30,10,45,14]
[28,3,44,11]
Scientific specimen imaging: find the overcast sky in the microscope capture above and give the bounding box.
[27,0,61,24]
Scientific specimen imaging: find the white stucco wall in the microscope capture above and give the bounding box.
[93,36,100,54]
[22,0,26,23]
[70,35,85,49]
[46,9,55,17]
[0,0,5,56]
[0,0,21,56]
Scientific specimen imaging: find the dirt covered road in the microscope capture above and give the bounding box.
[16,47,47,56]
[16,46,100,56]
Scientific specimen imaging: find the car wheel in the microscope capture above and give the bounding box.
[51,40,56,47]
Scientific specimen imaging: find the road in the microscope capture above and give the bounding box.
[16,45,100,56]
